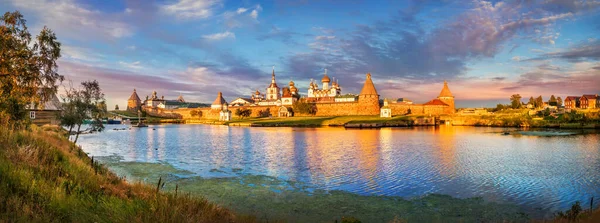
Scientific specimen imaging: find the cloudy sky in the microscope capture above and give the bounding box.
[2,0,600,108]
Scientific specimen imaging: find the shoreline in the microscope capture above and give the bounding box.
[139,116,600,129]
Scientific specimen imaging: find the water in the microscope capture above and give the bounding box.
[78,124,600,218]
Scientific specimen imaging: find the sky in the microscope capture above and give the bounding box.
[2,0,600,108]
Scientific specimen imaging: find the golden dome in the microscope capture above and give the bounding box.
[321,74,330,83]
[289,80,295,86]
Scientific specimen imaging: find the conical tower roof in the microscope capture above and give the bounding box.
[128,89,141,101]
[212,92,227,105]
[438,81,453,98]
[359,73,378,96]
[176,94,185,102]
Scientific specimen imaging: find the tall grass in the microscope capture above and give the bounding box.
[0,125,256,222]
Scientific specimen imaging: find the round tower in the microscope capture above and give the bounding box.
[358,73,380,115]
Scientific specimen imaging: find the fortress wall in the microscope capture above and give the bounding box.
[389,104,449,116]
[146,106,282,120]
[230,106,280,117]
[311,99,380,116]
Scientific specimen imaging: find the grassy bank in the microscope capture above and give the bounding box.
[0,125,256,222]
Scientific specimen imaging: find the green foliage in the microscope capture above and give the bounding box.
[189,110,202,118]
[554,201,582,221]
[114,104,119,110]
[510,94,522,109]
[257,108,271,118]
[58,80,106,143]
[0,11,63,128]
[293,99,316,115]
[535,95,543,108]
[557,96,563,107]
[549,95,557,106]
[235,108,251,118]
[493,104,507,112]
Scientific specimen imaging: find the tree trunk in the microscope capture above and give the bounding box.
[74,124,82,144]
[67,125,73,140]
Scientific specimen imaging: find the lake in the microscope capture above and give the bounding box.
[78,124,600,221]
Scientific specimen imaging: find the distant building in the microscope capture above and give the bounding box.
[334,94,358,102]
[158,100,204,110]
[580,94,598,109]
[380,99,392,118]
[230,98,255,107]
[564,96,580,109]
[394,98,413,104]
[281,80,300,106]
[127,89,142,112]
[307,69,342,99]
[437,80,455,114]
[458,108,489,115]
[145,90,165,108]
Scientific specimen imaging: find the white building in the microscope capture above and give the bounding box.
[145,90,165,108]
[380,99,392,118]
[230,98,254,107]
[307,69,341,98]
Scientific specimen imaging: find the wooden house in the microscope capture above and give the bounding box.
[564,96,580,109]
[580,94,598,109]
[27,94,62,126]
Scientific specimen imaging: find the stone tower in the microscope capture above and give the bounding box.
[437,81,455,114]
[359,73,380,115]
[127,89,141,112]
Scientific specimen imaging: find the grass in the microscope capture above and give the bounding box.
[0,125,257,222]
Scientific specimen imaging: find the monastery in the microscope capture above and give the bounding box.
[127,69,455,120]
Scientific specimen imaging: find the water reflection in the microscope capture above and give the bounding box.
[78,125,600,217]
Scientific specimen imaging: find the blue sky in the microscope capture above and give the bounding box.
[2,0,600,108]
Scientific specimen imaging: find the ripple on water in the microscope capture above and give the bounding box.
[77,125,600,218]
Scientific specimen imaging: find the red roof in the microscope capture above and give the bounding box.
[424,99,449,106]
[565,96,580,101]
[581,94,598,100]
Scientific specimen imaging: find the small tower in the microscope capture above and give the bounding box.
[219,102,231,121]
[437,81,455,114]
[211,92,228,110]
[266,67,281,100]
[127,89,142,112]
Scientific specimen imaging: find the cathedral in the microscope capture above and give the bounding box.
[307,69,342,99]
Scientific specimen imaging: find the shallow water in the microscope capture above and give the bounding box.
[78,125,600,219]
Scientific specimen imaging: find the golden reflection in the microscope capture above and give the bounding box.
[146,126,155,159]
[262,127,295,177]
[355,129,381,189]
[303,128,351,185]
[434,125,457,176]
